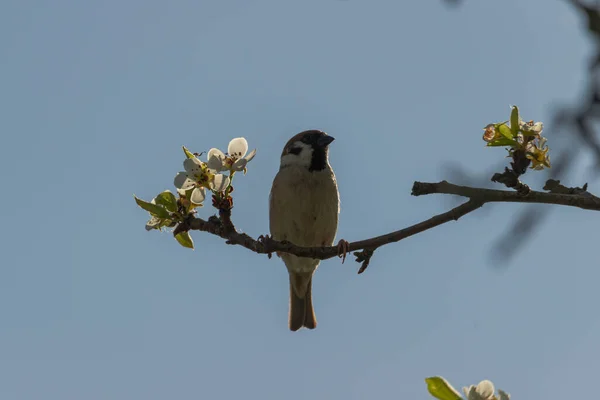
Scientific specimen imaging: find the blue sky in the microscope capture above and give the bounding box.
[1,0,596,399]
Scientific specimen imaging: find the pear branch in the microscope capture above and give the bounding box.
[411,180,600,210]
[173,178,599,273]
[176,193,482,273]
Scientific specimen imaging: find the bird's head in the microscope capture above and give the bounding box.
[280,130,335,171]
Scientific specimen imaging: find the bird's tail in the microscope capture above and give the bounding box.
[288,274,317,331]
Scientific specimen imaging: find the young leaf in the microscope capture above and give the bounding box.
[175,231,194,249]
[486,138,517,147]
[154,190,178,212]
[182,146,195,159]
[510,105,520,137]
[497,123,513,140]
[425,377,462,400]
[134,196,171,219]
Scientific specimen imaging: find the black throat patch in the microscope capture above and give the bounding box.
[309,146,328,172]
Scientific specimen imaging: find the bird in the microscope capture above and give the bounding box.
[269,130,344,331]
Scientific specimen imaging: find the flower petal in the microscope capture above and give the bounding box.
[463,386,474,399]
[208,148,225,159]
[498,390,510,400]
[174,172,195,189]
[232,158,248,171]
[207,157,225,172]
[190,187,205,205]
[183,157,204,176]
[464,386,486,400]
[207,158,222,171]
[211,174,230,192]
[244,148,256,163]
[476,380,494,400]
[228,137,248,158]
[207,148,226,171]
[145,216,162,231]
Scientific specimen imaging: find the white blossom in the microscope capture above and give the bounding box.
[207,137,256,172]
[173,156,231,204]
[463,380,495,400]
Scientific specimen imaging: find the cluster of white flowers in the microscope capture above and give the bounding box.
[482,106,550,171]
[173,137,255,206]
[135,137,256,248]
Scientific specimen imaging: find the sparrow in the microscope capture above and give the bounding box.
[269,130,341,331]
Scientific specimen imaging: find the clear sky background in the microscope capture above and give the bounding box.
[1,1,597,399]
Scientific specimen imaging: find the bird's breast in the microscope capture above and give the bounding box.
[269,166,339,248]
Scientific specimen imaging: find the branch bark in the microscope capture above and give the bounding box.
[175,179,598,272]
[412,180,600,210]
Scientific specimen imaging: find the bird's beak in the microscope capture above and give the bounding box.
[317,135,335,147]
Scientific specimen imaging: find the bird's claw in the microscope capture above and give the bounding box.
[258,234,275,258]
[258,234,269,243]
[337,239,350,264]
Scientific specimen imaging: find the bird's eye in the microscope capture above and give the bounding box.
[288,147,302,155]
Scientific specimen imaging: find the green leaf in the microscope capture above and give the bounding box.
[510,105,520,137]
[134,195,171,219]
[497,123,513,140]
[175,231,194,249]
[486,137,517,147]
[425,377,463,400]
[154,190,178,212]
[182,146,195,159]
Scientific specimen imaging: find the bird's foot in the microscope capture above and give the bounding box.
[258,234,276,258]
[336,239,350,264]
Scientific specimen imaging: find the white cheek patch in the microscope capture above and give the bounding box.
[280,141,313,168]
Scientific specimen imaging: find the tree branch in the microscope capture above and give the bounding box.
[176,189,482,273]
[173,179,597,272]
[180,204,481,262]
[412,180,600,210]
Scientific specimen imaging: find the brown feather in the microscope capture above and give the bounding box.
[289,273,316,331]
